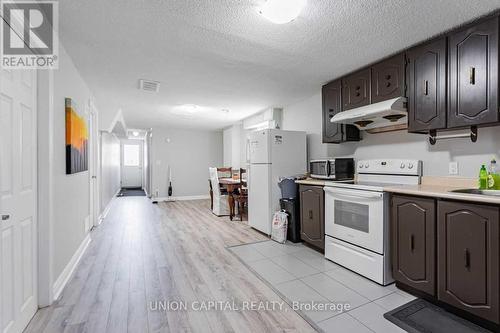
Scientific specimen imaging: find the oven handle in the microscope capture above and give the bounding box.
[324,187,383,200]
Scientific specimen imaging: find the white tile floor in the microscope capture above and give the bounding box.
[228,240,416,333]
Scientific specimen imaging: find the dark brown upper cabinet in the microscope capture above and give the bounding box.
[322,80,361,143]
[407,38,447,132]
[438,200,499,323]
[299,185,324,250]
[371,53,406,103]
[391,195,436,296]
[342,68,371,110]
[448,16,499,128]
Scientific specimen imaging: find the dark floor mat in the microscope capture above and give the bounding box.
[384,299,493,333]
[118,188,145,197]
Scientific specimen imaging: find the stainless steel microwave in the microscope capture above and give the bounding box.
[310,158,354,180]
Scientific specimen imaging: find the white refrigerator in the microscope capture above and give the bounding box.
[247,129,307,235]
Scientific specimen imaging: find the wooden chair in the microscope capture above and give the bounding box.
[216,167,232,179]
[217,167,231,194]
[235,168,248,221]
[208,179,213,210]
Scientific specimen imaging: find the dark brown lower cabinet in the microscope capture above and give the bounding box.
[299,185,324,250]
[438,201,499,323]
[391,195,435,295]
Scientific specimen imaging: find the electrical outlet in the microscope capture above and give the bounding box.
[449,161,458,175]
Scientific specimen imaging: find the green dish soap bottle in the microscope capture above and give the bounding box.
[479,165,488,189]
[488,158,500,190]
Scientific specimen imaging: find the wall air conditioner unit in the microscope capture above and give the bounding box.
[243,108,282,130]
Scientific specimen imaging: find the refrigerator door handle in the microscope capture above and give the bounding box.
[246,139,251,164]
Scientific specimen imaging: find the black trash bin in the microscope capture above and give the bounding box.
[280,198,301,243]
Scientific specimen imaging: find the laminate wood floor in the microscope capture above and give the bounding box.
[25,197,316,333]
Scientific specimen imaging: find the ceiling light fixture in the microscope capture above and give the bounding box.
[257,0,306,24]
[132,131,139,137]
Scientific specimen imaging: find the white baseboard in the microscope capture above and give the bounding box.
[155,195,210,202]
[98,188,120,223]
[52,233,91,301]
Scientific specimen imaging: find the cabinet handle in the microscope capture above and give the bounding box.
[355,86,361,90]
[385,74,391,80]
[329,108,334,113]
[424,80,428,96]
[308,210,313,219]
[464,248,471,270]
[386,82,391,88]
[355,92,361,97]
[469,67,475,85]
[410,234,415,252]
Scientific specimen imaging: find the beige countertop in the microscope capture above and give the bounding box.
[296,178,354,187]
[296,178,327,186]
[383,184,500,205]
[298,176,500,205]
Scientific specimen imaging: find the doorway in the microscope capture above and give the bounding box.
[121,140,144,188]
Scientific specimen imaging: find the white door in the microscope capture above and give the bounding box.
[248,164,271,235]
[0,68,38,332]
[121,140,143,188]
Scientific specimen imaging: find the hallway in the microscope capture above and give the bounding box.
[25,198,315,333]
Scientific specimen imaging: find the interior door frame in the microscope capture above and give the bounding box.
[120,139,144,189]
[88,99,100,228]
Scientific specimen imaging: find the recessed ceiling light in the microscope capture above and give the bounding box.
[221,109,230,113]
[132,131,139,137]
[171,104,210,116]
[257,0,306,24]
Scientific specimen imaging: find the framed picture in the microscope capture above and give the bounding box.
[65,98,88,174]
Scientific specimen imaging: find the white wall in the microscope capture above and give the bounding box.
[100,131,120,212]
[223,124,242,169]
[151,127,223,198]
[223,128,232,167]
[52,45,94,279]
[282,92,500,178]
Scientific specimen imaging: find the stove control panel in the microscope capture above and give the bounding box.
[356,159,422,176]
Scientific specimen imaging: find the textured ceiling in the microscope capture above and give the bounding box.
[59,0,500,130]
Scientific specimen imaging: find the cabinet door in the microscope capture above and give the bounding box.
[448,17,499,128]
[342,68,371,110]
[407,38,447,132]
[438,201,499,323]
[391,195,436,295]
[322,80,343,143]
[322,81,361,143]
[371,53,405,103]
[299,185,324,250]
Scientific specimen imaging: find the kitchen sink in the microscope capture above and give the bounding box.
[449,188,500,197]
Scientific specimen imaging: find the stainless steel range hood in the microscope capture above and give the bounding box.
[331,97,407,131]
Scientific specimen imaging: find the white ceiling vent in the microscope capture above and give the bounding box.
[138,79,160,93]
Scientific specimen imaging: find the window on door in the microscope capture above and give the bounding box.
[123,144,140,166]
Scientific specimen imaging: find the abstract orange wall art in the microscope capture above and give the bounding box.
[65,98,88,174]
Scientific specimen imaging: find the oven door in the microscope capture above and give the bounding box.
[309,160,330,179]
[324,186,385,254]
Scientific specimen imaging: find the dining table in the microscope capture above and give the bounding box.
[218,178,246,220]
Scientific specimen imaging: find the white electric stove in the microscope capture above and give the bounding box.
[324,159,422,285]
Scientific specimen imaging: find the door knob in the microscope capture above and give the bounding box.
[1,214,10,221]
